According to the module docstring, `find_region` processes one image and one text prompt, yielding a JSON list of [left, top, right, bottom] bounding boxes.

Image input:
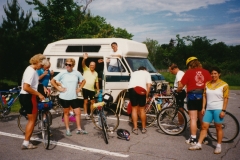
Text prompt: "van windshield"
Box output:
[[125, 57, 157, 73]]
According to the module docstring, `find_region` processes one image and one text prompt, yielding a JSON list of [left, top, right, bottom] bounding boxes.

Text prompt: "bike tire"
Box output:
[[17, 114, 42, 135], [91, 107, 119, 132], [101, 114, 108, 144], [207, 111, 240, 143], [157, 106, 187, 135], [145, 102, 158, 127], [41, 111, 50, 149]]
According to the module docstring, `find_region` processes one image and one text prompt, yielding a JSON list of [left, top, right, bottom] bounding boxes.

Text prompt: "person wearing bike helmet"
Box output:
[[177, 57, 211, 145], [189, 67, 229, 154]]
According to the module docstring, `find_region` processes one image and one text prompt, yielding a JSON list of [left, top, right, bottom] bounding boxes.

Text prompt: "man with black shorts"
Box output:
[[128, 66, 152, 135], [82, 53, 100, 120]]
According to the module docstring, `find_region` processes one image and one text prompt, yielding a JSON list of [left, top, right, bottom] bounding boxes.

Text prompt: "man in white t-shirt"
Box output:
[[169, 63, 186, 125], [98, 42, 123, 72], [128, 66, 152, 135]]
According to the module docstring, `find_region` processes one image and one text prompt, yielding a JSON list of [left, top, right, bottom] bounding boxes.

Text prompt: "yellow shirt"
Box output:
[[82, 66, 98, 91]]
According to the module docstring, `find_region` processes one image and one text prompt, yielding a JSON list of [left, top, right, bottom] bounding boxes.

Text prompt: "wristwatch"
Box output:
[[222, 110, 226, 112]]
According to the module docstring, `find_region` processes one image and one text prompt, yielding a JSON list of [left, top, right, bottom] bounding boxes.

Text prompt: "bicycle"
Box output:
[[17, 99, 53, 149], [91, 91, 120, 144], [157, 92, 240, 142], [0, 86, 21, 118]]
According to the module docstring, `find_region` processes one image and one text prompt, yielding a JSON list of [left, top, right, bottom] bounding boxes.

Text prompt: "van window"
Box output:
[[125, 57, 157, 73], [107, 58, 126, 72], [57, 58, 67, 69], [66, 45, 101, 52]]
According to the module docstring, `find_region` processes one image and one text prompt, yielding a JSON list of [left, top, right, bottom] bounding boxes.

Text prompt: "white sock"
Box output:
[[69, 111, 74, 116], [191, 135, 196, 138], [23, 140, 29, 146], [216, 143, 221, 148], [196, 143, 202, 147]]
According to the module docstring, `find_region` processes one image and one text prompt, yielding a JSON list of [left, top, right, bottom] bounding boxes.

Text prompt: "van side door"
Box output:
[[103, 57, 130, 91]]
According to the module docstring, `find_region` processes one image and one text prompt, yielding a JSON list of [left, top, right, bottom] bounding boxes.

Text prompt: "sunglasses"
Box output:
[[65, 63, 72, 67]]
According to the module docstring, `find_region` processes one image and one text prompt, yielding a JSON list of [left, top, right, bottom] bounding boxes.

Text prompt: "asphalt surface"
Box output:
[[0, 90, 240, 160]]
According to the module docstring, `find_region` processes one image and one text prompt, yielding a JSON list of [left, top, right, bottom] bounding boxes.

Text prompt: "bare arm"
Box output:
[[177, 81, 184, 92], [95, 82, 100, 92], [38, 70, 48, 80], [50, 78, 66, 92], [76, 80, 86, 93], [23, 83, 45, 101], [82, 53, 87, 68], [219, 97, 228, 118], [146, 83, 151, 98]]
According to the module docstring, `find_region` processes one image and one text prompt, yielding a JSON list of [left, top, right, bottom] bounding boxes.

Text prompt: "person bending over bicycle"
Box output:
[[19, 54, 48, 150], [168, 63, 186, 125], [128, 66, 152, 135], [189, 67, 229, 154], [177, 57, 211, 145]]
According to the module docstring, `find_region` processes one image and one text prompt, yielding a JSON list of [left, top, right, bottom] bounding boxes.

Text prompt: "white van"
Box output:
[[43, 38, 166, 113]]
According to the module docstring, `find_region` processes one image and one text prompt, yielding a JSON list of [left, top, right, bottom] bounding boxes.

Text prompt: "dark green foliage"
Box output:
[[0, 0, 133, 84]]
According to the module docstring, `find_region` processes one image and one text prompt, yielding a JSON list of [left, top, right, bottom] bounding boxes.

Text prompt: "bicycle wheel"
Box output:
[[17, 114, 42, 135], [91, 107, 119, 132], [207, 112, 240, 143], [145, 102, 158, 127], [101, 114, 109, 144], [157, 106, 187, 135], [41, 111, 50, 149]]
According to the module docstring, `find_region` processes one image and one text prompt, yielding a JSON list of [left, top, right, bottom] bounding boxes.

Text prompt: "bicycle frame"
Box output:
[[0, 87, 21, 117]]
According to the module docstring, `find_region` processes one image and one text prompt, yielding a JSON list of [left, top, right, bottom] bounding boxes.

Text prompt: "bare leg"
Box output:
[[90, 99, 95, 114], [198, 122, 210, 144], [215, 123, 223, 144], [24, 114, 37, 141], [139, 106, 146, 129], [131, 106, 138, 129], [83, 99, 88, 115], [188, 110, 198, 135], [74, 108, 81, 130], [63, 108, 70, 130]]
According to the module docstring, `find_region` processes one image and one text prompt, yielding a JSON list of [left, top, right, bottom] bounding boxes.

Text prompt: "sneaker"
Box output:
[[66, 130, 72, 136], [21, 143, 37, 150], [76, 129, 88, 134], [189, 144, 202, 150], [203, 137, 209, 145], [69, 116, 76, 122], [214, 146, 221, 154], [85, 114, 90, 120], [186, 137, 197, 145]]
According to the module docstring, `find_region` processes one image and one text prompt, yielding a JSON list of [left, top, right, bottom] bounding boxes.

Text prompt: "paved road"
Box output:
[[0, 90, 240, 160]]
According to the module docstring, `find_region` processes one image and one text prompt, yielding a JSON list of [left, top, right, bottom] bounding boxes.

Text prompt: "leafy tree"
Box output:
[[0, 0, 33, 83]]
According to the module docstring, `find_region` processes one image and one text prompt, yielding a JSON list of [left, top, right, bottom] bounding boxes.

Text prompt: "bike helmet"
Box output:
[[186, 57, 198, 66], [117, 129, 130, 141]]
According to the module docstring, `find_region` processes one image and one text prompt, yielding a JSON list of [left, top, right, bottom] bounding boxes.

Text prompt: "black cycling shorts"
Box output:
[[82, 88, 95, 100], [19, 94, 38, 114], [59, 98, 80, 109], [129, 88, 146, 107]]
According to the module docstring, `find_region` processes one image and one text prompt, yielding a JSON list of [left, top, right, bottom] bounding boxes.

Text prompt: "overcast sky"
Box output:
[[1, 0, 240, 45]]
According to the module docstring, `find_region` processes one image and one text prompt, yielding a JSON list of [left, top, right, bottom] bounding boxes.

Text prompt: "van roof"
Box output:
[[43, 38, 148, 57]]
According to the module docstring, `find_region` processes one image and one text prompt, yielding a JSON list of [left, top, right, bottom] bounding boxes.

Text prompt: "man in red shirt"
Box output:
[[177, 57, 211, 145]]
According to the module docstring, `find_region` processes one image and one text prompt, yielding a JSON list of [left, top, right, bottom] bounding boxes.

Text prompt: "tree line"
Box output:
[[0, 0, 239, 87]]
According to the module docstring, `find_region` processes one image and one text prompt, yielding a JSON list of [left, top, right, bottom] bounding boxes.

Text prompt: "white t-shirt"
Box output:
[[20, 66, 39, 94], [128, 70, 152, 91], [174, 70, 185, 90], [109, 50, 123, 66]]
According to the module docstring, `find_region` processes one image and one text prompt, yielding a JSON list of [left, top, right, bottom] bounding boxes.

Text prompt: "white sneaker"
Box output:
[[214, 146, 221, 154], [85, 114, 90, 120], [189, 144, 202, 150]]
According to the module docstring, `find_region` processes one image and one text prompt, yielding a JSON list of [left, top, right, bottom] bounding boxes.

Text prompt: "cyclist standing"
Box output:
[[189, 67, 229, 154], [51, 58, 87, 136], [177, 57, 211, 145], [19, 54, 47, 149]]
